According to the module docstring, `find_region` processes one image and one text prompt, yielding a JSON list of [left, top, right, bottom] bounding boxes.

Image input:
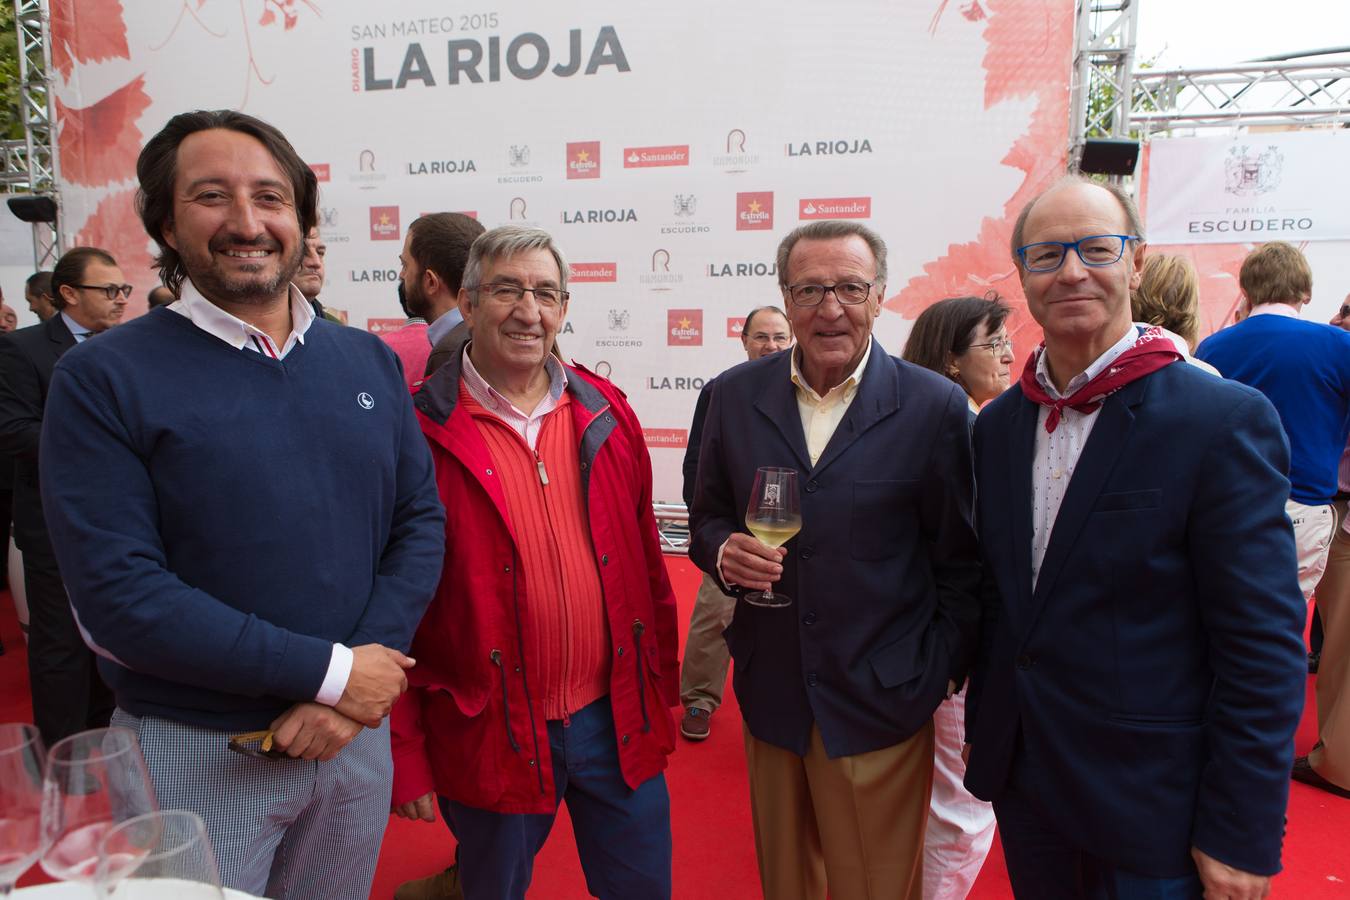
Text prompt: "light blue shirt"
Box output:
[[60, 311, 93, 343], [427, 307, 463, 347]]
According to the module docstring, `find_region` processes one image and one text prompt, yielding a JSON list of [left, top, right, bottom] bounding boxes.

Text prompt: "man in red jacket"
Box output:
[[391, 225, 679, 900]]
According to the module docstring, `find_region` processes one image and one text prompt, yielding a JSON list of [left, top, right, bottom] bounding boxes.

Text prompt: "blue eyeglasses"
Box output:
[[1016, 234, 1141, 273]]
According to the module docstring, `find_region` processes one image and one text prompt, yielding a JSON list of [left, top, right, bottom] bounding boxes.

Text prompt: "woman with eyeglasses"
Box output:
[[900, 294, 1009, 900], [903, 293, 1014, 415]]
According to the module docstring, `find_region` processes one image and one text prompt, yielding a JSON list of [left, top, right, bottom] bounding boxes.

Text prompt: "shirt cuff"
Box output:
[[314, 643, 354, 706], [715, 538, 738, 591]]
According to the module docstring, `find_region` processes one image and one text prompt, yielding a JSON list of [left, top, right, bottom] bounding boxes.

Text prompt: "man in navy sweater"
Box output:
[[39, 110, 445, 900], [1196, 241, 1350, 603]]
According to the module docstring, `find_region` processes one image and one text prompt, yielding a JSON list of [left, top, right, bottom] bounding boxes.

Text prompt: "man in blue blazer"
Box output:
[[966, 177, 1307, 900], [691, 220, 980, 900]]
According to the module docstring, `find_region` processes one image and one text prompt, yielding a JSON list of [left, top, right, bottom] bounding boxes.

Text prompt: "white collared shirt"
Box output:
[[1030, 324, 1140, 587], [168, 278, 350, 706], [169, 280, 316, 359], [789, 340, 873, 466], [1247, 302, 1302, 320], [461, 347, 569, 452]]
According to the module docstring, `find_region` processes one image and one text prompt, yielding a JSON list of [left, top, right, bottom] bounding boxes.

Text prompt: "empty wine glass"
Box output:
[[744, 466, 801, 607], [0, 723, 44, 895], [95, 810, 223, 899], [41, 728, 158, 885]]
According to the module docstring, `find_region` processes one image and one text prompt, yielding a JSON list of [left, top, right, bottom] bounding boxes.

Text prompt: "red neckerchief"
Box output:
[[1019, 326, 1182, 433]]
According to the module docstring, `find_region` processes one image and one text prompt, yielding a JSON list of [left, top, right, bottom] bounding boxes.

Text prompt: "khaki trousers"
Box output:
[[743, 721, 934, 900], [1311, 523, 1350, 789], [679, 572, 735, 712]]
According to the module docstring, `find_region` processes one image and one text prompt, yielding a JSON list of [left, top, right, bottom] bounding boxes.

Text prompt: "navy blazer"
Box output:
[[966, 361, 1307, 877], [690, 340, 980, 758], [0, 314, 76, 556]]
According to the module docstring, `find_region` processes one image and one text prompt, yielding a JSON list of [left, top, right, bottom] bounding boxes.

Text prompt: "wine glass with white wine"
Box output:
[[744, 466, 801, 608]]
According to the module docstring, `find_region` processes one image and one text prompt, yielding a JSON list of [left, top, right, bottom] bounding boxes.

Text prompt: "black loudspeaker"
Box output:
[[1079, 139, 1140, 176], [7, 195, 58, 223]]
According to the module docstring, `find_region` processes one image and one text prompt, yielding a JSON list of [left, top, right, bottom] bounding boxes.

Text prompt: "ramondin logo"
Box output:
[[359, 150, 376, 172], [641, 249, 682, 290], [714, 128, 759, 173], [510, 197, 529, 219]]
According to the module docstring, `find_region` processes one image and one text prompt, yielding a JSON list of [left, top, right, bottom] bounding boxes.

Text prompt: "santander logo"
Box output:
[[799, 197, 872, 219], [623, 145, 690, 168]]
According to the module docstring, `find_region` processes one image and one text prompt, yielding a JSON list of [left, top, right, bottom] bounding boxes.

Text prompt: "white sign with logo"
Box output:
[[1146, 131, 1350, 245]]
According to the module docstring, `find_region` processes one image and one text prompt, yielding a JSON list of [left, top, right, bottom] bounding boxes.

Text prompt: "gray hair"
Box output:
[[462, 226, 569, 304], [775, 220, 888, 290], [1010, 175, 1146, 262]]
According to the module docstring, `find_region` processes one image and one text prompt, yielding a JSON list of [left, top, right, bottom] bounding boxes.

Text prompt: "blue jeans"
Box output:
[[440, 696, 672, 900]]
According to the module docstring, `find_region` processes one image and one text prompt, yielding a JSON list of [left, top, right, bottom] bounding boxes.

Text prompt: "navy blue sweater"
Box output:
[[39, 307, 446, 730], [1197, 313, 1350, 505]]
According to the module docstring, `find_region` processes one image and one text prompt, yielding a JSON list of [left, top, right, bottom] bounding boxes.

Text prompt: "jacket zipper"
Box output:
[[632, 619, 651, 733], [489, 649, 522, 753]]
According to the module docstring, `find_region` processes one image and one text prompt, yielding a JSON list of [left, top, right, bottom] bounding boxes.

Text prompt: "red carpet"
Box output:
[[4, 559, 1349, 898]]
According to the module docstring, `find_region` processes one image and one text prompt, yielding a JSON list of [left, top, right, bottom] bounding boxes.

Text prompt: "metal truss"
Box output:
[[1128, 58, 1350, 134], [8, 0, 61, 269], [1068, 0, 1140, 169]]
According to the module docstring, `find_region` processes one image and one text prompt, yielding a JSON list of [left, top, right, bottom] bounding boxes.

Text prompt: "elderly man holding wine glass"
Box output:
[[690, 220, 981, 900]]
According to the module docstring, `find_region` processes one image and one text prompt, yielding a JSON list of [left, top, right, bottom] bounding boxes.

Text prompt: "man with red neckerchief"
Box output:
[[965, 177, 1306, 900]]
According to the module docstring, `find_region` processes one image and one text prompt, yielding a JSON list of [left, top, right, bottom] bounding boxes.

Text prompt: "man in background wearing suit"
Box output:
[[678, 305, 792, 741], [402, 213, 486, 377], [691, 220, 980, 900], [0, 246, 127, 744], [966, 177, 1306, 899]]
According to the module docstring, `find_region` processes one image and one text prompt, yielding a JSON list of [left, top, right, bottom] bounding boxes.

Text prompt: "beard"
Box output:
[[182, 234, 305, 306], [404, 276, 433, 320]]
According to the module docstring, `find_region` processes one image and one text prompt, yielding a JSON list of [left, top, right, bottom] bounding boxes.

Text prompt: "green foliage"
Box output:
[[0, 4, 21, 141]]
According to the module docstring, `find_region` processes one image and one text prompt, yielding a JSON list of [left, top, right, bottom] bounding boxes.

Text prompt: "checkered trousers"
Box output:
[[112, 709, 393, 899]]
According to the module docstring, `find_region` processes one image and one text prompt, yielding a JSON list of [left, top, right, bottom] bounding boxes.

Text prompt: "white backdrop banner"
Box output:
[[1146, 131, 1350, 246], [47, 0, 1073, 501]]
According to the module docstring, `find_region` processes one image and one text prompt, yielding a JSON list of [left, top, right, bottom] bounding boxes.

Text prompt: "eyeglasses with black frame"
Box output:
[[72, 283, 134, 300], [785, 282, 872, 307], [473, 283, 569, 308], [1016, 234, 1141, 273]]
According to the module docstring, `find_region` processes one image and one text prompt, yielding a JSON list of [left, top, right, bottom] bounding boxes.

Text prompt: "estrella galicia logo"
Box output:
[[357, 392, 375, 410]]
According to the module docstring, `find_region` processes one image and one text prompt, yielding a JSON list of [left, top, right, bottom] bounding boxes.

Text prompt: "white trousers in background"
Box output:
[[1288, 498, 1336, 602], [923, 688, 996, 900]]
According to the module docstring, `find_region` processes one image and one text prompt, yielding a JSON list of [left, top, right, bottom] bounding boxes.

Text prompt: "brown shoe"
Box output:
[[681, 707, 712, 741], [1292, 756, 1350, 799], [394, 864, 464, 900]]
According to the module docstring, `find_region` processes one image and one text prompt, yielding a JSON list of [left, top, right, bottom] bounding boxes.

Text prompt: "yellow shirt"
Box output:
[[789, 340, 873, 466]]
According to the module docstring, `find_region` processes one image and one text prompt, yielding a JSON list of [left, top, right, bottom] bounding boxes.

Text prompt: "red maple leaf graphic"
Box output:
[[75, 189, 159, 316], [55, 76, 151, 188], [888, 0, 1076, 356], [49, 0, 131, 82]]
